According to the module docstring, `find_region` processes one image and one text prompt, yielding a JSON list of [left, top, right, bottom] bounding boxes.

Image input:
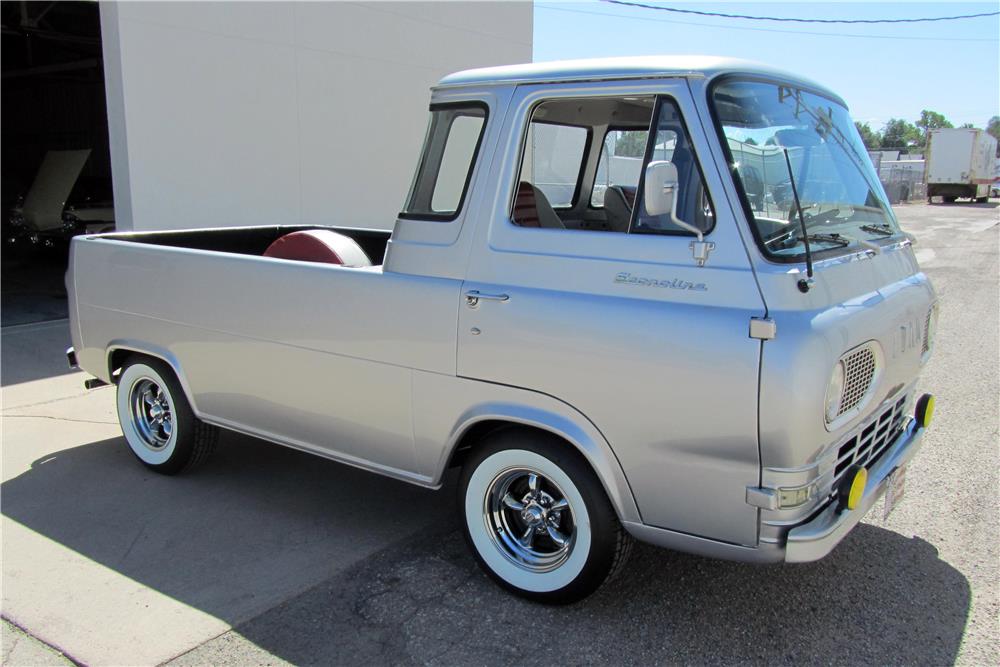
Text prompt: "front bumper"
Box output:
[[784, 416, 925, 563]]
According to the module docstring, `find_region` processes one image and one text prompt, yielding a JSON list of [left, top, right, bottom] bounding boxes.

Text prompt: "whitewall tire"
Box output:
[[116, 357, 218, 474], [459, 428, 632, 604]]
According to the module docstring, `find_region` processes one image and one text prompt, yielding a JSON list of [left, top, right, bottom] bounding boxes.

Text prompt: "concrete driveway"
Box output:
[[2, 201, 998, 665], [2, 321, 453, 665]]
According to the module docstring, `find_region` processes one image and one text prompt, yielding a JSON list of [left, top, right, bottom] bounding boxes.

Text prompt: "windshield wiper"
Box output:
[[769, 227, 880, 255], [799, 233, 851, 247], [783, 148, 815, 293], [860, 223, 893, 237], [769, 230, 851, 250]]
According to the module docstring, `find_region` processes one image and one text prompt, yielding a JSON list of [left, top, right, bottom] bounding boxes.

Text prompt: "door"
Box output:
[[457, 81, 766, 545]]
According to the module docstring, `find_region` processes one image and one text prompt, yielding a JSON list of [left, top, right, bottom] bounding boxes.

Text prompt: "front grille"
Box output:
[[834, 395, 907, 484], [921, 308, 933, 355], [838, 346, 878, 417]]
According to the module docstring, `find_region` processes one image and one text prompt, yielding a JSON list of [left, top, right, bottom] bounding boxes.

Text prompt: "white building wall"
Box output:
[[100, 2, 532, 231]]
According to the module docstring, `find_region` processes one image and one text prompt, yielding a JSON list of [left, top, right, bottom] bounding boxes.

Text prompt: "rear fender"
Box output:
[[105, 340, 201, 416]]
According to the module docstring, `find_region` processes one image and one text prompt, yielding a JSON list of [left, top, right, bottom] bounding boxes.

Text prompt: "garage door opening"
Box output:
[[2, 0, 112, 325]]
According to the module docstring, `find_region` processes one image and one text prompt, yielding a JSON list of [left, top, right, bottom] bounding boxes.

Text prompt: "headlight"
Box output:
[[825, 361, 845, 423]]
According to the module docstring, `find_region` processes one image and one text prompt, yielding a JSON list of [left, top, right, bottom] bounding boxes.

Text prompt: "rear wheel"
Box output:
[[943, 196, 957, 203], [116, 357, 218, 474], [459, 428, 632, 604]]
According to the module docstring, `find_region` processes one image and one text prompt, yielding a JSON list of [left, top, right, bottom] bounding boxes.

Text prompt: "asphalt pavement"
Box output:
[[2, 201, 997, 665]]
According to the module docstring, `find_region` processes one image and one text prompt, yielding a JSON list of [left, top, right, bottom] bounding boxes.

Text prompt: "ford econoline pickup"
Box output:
[[66, 57, 938, 603]]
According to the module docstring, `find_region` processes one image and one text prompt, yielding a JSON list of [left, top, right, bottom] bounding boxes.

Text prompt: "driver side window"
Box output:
[[510, 95, 713, 235]]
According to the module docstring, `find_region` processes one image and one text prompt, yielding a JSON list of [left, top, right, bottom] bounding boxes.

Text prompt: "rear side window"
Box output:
[[403, 104, 487, 220], [520, 122, 588, 207]]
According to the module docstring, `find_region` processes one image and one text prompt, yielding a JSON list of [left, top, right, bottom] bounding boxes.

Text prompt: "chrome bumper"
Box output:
[[784, 417, 925, 563]]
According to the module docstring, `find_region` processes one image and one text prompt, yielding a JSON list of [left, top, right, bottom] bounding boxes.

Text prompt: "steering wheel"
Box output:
[[788, 204, 840, 226]]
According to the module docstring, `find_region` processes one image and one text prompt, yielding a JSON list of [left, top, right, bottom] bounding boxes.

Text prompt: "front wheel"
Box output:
[[459, 429, 632, 604], [116, 357, 219, 474]]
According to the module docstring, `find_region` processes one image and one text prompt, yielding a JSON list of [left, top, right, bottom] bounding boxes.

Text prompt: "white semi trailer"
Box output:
[[925, 128, 997, 203]]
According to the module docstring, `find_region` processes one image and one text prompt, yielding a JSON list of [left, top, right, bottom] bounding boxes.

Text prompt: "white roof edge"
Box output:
[[435, 55, 844, 105]]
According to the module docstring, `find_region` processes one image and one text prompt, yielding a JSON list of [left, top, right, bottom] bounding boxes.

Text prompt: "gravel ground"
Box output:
[[170, 201, 999, 666], [5, 201, 997, 666]]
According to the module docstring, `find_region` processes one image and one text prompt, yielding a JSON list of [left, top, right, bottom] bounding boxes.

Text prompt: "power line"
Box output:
[[599, 0, 1000, 24], [535, 4, 1000, 43]]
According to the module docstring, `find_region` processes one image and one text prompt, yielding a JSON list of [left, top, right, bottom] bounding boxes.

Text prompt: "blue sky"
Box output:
[[533, 2, 1000, 131]]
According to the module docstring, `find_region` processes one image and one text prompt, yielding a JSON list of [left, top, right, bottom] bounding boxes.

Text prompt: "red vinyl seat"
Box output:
[[512, 182, 565, 229], [262, 229, 371, 267]]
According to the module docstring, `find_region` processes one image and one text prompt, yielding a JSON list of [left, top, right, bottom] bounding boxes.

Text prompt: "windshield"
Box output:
[[712, 79, 900, 260]]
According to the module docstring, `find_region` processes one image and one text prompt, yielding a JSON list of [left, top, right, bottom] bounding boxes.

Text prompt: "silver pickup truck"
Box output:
[[67, 56, 938, 603]]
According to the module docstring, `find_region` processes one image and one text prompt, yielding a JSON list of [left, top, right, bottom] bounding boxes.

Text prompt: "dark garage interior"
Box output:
[[2, 0, 111, 325]]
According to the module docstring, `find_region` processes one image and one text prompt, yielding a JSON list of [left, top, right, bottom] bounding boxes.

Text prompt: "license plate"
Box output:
[[883, 465, 907, 520]]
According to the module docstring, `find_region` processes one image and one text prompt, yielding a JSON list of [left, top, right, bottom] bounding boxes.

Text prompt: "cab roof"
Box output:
[[436, 55, 844, 105]]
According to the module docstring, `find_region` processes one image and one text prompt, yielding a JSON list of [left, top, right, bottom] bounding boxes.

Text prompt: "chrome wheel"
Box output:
[[128, 378, 173, 450], [484, 467, 575, 573]]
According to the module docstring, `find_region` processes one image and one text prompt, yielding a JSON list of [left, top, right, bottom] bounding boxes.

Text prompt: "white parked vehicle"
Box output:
[[925, 128, 997, 203], [67, 57, 938, 603]]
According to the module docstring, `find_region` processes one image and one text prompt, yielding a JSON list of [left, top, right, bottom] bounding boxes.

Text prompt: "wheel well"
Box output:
[[107, 348, 134, 383], [446, 420, 585, 471], [107, 349, 201, 418], [447, 420, 513, 469], [107, 349, 167, 385]]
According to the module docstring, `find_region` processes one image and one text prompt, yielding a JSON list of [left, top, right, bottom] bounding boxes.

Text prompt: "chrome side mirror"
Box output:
[[643, 160, 704, 243], [643, 160, 677, 217]]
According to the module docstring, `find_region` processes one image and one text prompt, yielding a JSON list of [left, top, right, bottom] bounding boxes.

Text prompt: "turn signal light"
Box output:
[[915, 393, 935, 429], [839, 465, 867, 511], [777, 485, 813, 509]]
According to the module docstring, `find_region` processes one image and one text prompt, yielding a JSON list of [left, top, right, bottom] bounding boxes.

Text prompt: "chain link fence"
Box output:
[[868, 150, 926, 204]]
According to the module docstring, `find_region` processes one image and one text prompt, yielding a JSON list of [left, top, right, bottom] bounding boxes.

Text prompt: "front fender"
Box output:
[[412, 370, 641, 524]]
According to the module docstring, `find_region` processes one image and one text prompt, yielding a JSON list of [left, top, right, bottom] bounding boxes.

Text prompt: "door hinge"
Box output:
[[690, 240, 715, 267], [749, 317, 776, 340]]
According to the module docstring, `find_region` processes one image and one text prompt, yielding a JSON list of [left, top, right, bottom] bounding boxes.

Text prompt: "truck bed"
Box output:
[[98, 224, 392, 266], [66, 220, 462, 481]]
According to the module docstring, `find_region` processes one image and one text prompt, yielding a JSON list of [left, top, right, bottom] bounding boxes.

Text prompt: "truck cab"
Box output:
[[67, 57, 937, 603]]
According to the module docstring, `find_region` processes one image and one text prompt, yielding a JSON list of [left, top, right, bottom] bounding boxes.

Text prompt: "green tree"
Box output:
[[959, 123, 975, 129], [854, 121, 881, 150], [987, 116, 1000, 156], [613, 131, 647, 158], [880, 118, 920, 149], [987, 116, 1000, 142], [915, 109, 953, 144]]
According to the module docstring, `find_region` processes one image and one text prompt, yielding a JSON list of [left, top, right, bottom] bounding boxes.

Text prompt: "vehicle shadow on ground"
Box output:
[[0, 323, 78, 386], [929, 200, 999, 209], [0, 432, 452, 631], [2, 434, 970, 665], [230, 523, 970, 666]]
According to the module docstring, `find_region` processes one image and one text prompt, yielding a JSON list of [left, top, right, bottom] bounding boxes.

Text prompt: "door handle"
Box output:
[[465, 290, 509, 306]]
